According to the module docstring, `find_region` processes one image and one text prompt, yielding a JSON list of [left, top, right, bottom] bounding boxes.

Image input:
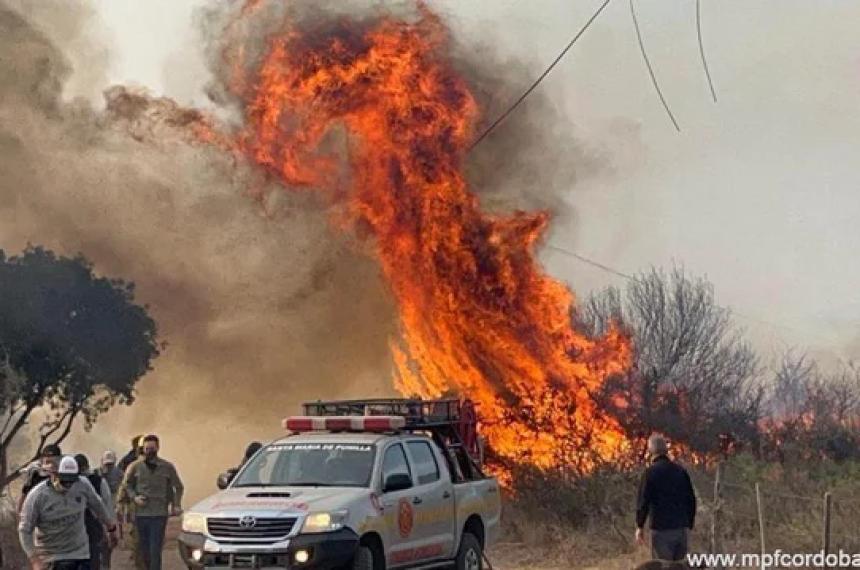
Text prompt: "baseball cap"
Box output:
[[103, 450, 117, 464], [58, 455, 80, 482]]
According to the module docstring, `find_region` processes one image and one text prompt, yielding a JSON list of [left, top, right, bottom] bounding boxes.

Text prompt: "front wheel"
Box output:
[[454, 533, 482, 570], [351, 545, 374, 570]]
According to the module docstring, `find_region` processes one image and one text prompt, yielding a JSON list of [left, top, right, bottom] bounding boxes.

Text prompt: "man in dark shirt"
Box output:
[[118, 435, 144, 473], [635, 434, 697, 561], [16, 444, 62, 516]]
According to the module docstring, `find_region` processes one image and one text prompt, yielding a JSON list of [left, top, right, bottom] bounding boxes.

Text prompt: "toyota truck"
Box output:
[[178, 398, 501, 569]]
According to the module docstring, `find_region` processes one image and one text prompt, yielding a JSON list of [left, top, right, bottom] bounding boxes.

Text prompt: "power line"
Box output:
[[544, 243, 823, 342], [459, 4, 814, 345], [696, 0, 718, 102], [545, 244, 632, 280], [629, 0, 681, 131], [468, 0, 613, 151]]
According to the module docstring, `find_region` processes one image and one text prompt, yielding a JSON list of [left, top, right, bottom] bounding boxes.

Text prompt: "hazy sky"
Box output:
[[34, 0, 860, 359]]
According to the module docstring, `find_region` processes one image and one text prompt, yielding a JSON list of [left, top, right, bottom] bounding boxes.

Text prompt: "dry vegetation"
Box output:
[[498, 454, 860, 569]]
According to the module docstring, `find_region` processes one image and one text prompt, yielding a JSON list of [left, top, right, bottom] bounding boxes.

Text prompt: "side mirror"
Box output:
[[383, 473, 412, 493], [216, 470, 235, 490]]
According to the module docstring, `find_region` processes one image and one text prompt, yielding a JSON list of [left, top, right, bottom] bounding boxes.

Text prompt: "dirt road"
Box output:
[[111, 522, 637, 570]]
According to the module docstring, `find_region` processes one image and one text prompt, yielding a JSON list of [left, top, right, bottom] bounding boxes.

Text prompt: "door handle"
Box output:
[[442, 491, 451, 499], [412, 496, 423, 505]]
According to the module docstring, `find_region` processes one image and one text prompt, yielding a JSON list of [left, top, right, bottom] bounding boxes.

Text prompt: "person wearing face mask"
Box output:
[[95, 451, 123, 569], [118, 434, 184, 570], [16, 444, 63, 516], [116, 437, 145, 570], [18, 455, 119, 570], [97, 451, 123, 499], [74, 454, 115, 570]]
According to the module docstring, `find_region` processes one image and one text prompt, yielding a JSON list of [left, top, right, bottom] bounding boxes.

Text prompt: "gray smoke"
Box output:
[[0, 0, 395, 501], [0, 0, 607, 501]]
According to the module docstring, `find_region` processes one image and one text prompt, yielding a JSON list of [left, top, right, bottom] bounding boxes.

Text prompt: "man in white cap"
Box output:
[[97, 451, 123, 499], [18, 455, 119, 570], [96, 450, 124, 569]]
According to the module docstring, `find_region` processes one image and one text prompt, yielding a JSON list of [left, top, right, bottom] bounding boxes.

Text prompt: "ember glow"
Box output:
[[208, 4, 632, 470]]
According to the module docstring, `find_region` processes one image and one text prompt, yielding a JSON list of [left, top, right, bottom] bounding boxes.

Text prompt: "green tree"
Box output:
[[0, 246, 160, 488]]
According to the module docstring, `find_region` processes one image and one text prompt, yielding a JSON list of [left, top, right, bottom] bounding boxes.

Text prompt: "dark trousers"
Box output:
[[651, 528, 689, 561], [46, 561, 92, 570], [100, 540, 113, 569], [87, 526, 104, 570], [135, 515, 168, 570]]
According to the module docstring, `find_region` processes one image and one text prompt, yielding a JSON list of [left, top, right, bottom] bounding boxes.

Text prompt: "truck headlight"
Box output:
[[181, 512, 207, 534], [301, 510, 348, 533]]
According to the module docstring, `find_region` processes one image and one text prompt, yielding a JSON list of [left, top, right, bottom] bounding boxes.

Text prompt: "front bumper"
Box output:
[[178, 529, 359, 569]]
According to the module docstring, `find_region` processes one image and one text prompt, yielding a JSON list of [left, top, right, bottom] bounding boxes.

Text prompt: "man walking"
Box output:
[[17, 444, 63, 515], [119, 434, 184, 570], [18, 455, 119, 570], [96, 451, 123, 569], [118, 436, 143, 473], [117, 436, 145, 570], [74, 454, 114, 570], [97, 451, 124, 498], [635, 434, 697, 562]]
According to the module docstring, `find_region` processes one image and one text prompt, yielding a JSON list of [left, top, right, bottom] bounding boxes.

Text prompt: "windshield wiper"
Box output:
[[287, 482, 342, 487], [232, 483, 284, 488]]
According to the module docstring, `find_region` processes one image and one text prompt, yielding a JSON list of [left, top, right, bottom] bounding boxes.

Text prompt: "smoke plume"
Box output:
[[0, 0, 607, 499], [0, 0, 398, 498]]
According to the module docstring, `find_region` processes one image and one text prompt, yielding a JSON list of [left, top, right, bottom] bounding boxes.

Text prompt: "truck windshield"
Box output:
[[233, 442, 376, 488]]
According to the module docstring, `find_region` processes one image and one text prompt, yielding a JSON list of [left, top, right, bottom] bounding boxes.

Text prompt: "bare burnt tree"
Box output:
[[575, 266, 764, 457], [763, 352, 860, 462]]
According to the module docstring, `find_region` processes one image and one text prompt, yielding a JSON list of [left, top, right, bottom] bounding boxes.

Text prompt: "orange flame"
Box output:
[[209, 4, 632, 470]]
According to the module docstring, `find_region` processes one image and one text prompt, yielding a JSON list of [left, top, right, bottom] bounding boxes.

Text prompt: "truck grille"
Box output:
[[206, 517, 297, 540]]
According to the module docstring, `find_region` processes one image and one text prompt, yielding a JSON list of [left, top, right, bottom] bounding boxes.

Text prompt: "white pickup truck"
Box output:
[[178, 399, 502, 570]]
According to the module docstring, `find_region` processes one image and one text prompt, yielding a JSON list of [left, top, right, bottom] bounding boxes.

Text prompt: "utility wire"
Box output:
[[696, 0, 718, 102], [460, 2, 809, 344], [629, 0, 681, 131], [468, 0, 613, 151], [545, 243, 823, 342], [545, 244, 633, 280]]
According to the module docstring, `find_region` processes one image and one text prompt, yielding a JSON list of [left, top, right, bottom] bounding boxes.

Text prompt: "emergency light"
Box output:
[[283, 415, 407, 433]]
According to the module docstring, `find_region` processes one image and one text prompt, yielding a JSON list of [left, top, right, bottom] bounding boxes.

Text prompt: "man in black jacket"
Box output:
[[635, 434, 697, 561], [16, 444, 63, 516]]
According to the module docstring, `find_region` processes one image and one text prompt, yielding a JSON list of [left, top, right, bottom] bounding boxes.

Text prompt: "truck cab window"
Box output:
[[407, 441, 440, 485], [381, 444, 412, 488]]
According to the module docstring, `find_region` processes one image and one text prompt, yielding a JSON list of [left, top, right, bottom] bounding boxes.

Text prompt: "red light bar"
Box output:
[[282, 415, 406, 433]]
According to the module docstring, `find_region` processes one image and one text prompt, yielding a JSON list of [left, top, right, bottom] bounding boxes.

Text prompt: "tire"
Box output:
[[454, 533, 482, 570], [351, 545, 374, 570]]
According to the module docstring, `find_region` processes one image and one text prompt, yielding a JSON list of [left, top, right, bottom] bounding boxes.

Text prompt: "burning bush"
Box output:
[[576, 267, 765, 459], [761, 353, 860, 463], [185, 1, 634, 471]]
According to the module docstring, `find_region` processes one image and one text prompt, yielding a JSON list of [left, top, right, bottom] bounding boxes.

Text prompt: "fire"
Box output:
[[207, 3, 632, 470]]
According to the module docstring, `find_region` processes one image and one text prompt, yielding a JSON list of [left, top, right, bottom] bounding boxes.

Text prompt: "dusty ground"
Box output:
[[110, 521, 642, 570]]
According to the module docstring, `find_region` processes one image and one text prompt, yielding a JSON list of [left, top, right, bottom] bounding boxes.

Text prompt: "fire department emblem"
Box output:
[[397, 498, 414, 538]]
